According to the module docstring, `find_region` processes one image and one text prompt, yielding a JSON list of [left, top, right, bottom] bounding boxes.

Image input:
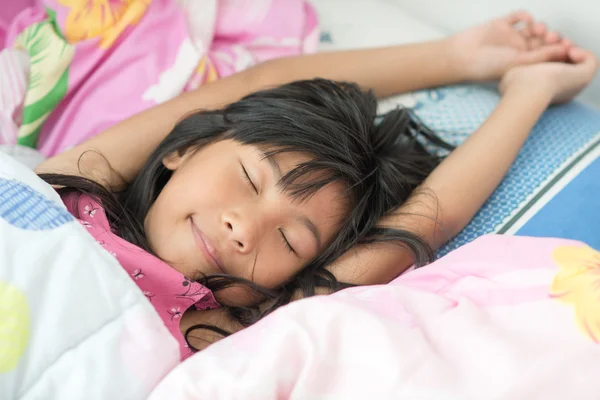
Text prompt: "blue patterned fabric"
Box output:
[[515, 156, 600, 249], [409, 85, 600, 257], [0, 178, 73, 230]]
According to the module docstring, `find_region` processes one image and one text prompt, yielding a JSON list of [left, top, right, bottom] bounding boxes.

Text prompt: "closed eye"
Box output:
[[279, 229, 297, 255], [241, 163, 259, 194]]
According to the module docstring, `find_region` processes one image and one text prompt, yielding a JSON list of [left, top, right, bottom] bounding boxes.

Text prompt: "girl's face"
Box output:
[[144, 139, 347, 301]]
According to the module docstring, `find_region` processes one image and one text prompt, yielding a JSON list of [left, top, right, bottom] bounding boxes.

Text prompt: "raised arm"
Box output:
[[328, 47, 599, 285], [37, 40, 463, 184], [170, 14, 585, 350], [37, 11, 561, 187]]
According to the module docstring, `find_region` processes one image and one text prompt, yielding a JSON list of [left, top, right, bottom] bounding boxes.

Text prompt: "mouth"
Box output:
[[189, 217, 224, 274]]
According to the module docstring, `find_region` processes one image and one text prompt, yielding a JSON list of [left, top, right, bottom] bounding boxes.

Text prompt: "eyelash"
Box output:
[[241, 164, 259, 194], [279, 229, 296, 254], [241, 163, 296, 256]]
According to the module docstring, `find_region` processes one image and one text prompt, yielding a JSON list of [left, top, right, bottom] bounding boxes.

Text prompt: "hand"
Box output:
[[499, 47, 599, 104], [449, 11, 571, 81]]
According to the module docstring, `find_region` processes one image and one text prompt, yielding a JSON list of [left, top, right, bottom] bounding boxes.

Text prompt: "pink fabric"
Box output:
[[0, 0, 319, 154], [0, 0, 34, 47], [0, 49, 28, 144], [62, 194, 220, 361], [149, 235, 600, 399], [205, 0, 320, 78]]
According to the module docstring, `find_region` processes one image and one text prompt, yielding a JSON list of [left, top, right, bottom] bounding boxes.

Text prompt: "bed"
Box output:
[[151, 3, 600, 397], [1, 0, 599, 399]]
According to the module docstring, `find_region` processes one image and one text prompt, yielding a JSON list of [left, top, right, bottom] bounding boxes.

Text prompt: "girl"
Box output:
[[36, 12, 598, 358]]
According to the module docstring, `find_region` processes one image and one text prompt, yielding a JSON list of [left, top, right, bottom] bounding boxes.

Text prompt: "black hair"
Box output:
[[40, 79, 452, 350]]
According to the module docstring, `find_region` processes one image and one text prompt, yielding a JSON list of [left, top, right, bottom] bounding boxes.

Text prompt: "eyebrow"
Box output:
[[298, 215, 322, 249], [264, 153, 322, 250], [265, 154, 282, 181]]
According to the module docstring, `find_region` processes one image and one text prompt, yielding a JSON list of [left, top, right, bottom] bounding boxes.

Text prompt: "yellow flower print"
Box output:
[[195, 55, 219, 85], [57, 0, 151, 48], [551, 245, 600, 342], [0, 281, 30, 373]]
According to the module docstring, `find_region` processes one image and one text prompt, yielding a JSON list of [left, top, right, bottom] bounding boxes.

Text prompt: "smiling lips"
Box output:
[[190, 217, 224, 273]]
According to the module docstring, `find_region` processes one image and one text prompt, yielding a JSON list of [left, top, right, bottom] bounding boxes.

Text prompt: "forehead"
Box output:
[[248, 144, 348, 198], [241, 142, 309, 171], [297, 180, 348, 233], [244, 143, 350, 231]]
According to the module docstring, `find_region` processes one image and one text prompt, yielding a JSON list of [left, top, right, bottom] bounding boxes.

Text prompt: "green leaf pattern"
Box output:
[[14, 17, 74, 148]]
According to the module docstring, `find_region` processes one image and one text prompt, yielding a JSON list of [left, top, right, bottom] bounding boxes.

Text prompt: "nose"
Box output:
[[222, 212, 256, 254]]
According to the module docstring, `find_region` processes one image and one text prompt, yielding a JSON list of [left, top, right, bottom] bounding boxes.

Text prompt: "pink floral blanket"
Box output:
[[0, 0, 318, 155], [151, 235, 600, 399]]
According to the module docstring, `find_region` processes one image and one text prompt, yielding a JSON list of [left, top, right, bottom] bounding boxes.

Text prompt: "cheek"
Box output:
[[252, 244, 304, 289], [161, 166, 237, 215], [181, 161, 243, 207], [143, 178, 196, 258]]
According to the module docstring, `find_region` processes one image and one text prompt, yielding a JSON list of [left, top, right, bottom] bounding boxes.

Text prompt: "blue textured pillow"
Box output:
[[403, 84, 600, 256]]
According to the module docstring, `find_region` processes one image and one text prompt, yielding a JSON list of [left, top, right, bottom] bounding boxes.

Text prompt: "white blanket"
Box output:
[[0, 153, 180, 399]]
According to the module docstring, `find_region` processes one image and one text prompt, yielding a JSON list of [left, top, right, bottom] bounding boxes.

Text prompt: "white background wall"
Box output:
[[390, 0, 600, 108]]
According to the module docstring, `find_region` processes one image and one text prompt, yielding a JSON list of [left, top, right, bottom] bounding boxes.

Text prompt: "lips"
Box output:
[[189, 217, 224, 273]]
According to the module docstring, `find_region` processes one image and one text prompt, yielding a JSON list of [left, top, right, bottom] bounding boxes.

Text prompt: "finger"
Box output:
[[500, 30, 527, 51], [568, 47, 587, 63], [518, 22, 532, 37], [568, 47, 598, 68], [532, 22, 547, 37], [517, 24, 535, 50], [561, 38, 574, 48], [528, 35, 544, 50], [567, 48, 599, 87], [502, 21, 529, 50], [525, 22, 547, 49], [516, 44, 570, 65], [529, 22, 547, 49], [545, 31, 560, 44], [505, 10, 533, 25], [518, 26, 532, 46]]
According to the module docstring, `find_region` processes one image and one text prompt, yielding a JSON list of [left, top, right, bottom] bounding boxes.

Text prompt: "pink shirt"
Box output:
[[62, 194, 220, 360]]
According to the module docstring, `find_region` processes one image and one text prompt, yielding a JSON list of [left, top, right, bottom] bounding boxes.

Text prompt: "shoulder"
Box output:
[[36, 149, 127, 191], [61, 192, 111, 230]]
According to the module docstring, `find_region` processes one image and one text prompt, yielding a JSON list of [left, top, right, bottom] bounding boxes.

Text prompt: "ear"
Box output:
[[162, 151, 184, 171]]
